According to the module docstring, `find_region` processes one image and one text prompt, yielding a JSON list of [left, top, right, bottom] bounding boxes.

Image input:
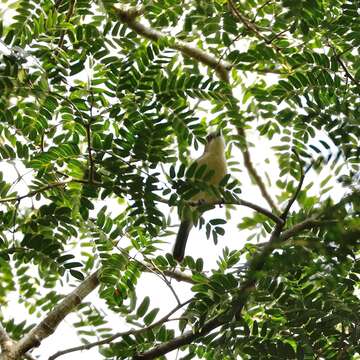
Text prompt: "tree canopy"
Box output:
[[0, 0, 359, 359]]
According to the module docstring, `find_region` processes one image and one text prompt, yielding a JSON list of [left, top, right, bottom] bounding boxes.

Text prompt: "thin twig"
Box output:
[[54, 0, 75, 56], [149, 260, 182, 305], [0, 181, 70, 204], [238, 127, 280, 214], [48, 299, 192, 360], [227, 198, 282, 224], [0, 179, 94, 204], [267, 27, 290, 44], [228, 0, 268, 42], [327, 41, 359, 86], [281, 149, 304, 220], [252, 0, 273, 22], [115, 245, 185, 303], [85, 122, 95, 183]]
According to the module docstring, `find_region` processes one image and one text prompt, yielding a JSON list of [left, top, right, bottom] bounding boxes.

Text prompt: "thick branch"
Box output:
[[161, 268, 195, 284], [133, 316, 224, 360], [0, 323, 13, 356], [113, 5, 232, 82], [15, 271, 100, 356], [4, 259, 192, 358]]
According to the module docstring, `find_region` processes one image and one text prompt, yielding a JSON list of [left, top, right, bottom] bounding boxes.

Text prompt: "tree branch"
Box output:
[[0, 179, 92, 204], [191, 197, 283, 225], [85, 121, 95, 183], [160, 268, 196, 284], [54, 0, 75, 56], [228, 0, 268, 42], [236, 191, 282, 223], [281, 150, 304, 219], [48, 299, 192, 360], [0, 323, 13, 356], [0, 181, 71, 204], [1, 257, 192, 358], [328, 41, 359, 86], [278, 217, 323, 242], [112, 4, 232, 82], [238, 127, 280, 214], [15, 270, 100, 356]]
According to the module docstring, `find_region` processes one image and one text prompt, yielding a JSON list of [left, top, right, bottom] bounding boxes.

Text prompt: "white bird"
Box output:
[[173, 131, 227, 262]]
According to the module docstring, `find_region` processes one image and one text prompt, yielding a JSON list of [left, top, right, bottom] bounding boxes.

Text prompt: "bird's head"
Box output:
[[204, 130, 225, 154]]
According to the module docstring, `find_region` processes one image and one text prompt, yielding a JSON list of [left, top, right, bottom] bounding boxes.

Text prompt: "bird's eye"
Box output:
[[206, 134, 214, 142]]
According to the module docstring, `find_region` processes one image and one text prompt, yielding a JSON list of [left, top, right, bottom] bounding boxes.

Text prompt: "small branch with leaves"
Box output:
[[48, 299, 192, 360], [54, 0, 76, 56], [112, 4, 232, 82], [328, 41, 359, 86], [0, 179, 91, 204]]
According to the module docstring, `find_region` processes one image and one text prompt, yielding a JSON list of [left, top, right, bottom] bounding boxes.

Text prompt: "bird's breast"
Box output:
[[204, 155, 227, 185]]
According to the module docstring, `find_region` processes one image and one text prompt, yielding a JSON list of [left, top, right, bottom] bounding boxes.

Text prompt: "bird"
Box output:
[[173, 130, 227, 262]]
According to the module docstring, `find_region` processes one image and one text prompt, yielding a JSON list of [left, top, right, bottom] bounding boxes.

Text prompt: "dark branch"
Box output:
[[54, 0, 75, 56], [228, 0, 268, 42], [85, 122, 95, 183], [281, 150, 304, 220], [190, 197, 283, 225], [328, 41, 359, 86]]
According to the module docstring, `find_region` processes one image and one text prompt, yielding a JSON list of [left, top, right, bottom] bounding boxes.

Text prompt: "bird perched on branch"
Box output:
[[173, 130, 227, 262]]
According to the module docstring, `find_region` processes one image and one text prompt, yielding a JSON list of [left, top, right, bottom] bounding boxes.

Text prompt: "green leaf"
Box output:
[[137, 296, 150, 318], [144, 308, 159, 325]]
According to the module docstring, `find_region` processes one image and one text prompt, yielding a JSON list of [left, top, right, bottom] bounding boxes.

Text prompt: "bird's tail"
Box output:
[[173, 220, 192, 262]]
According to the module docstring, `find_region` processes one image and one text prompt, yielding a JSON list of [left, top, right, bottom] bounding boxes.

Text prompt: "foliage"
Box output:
[[0, 0, 359, 359]]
